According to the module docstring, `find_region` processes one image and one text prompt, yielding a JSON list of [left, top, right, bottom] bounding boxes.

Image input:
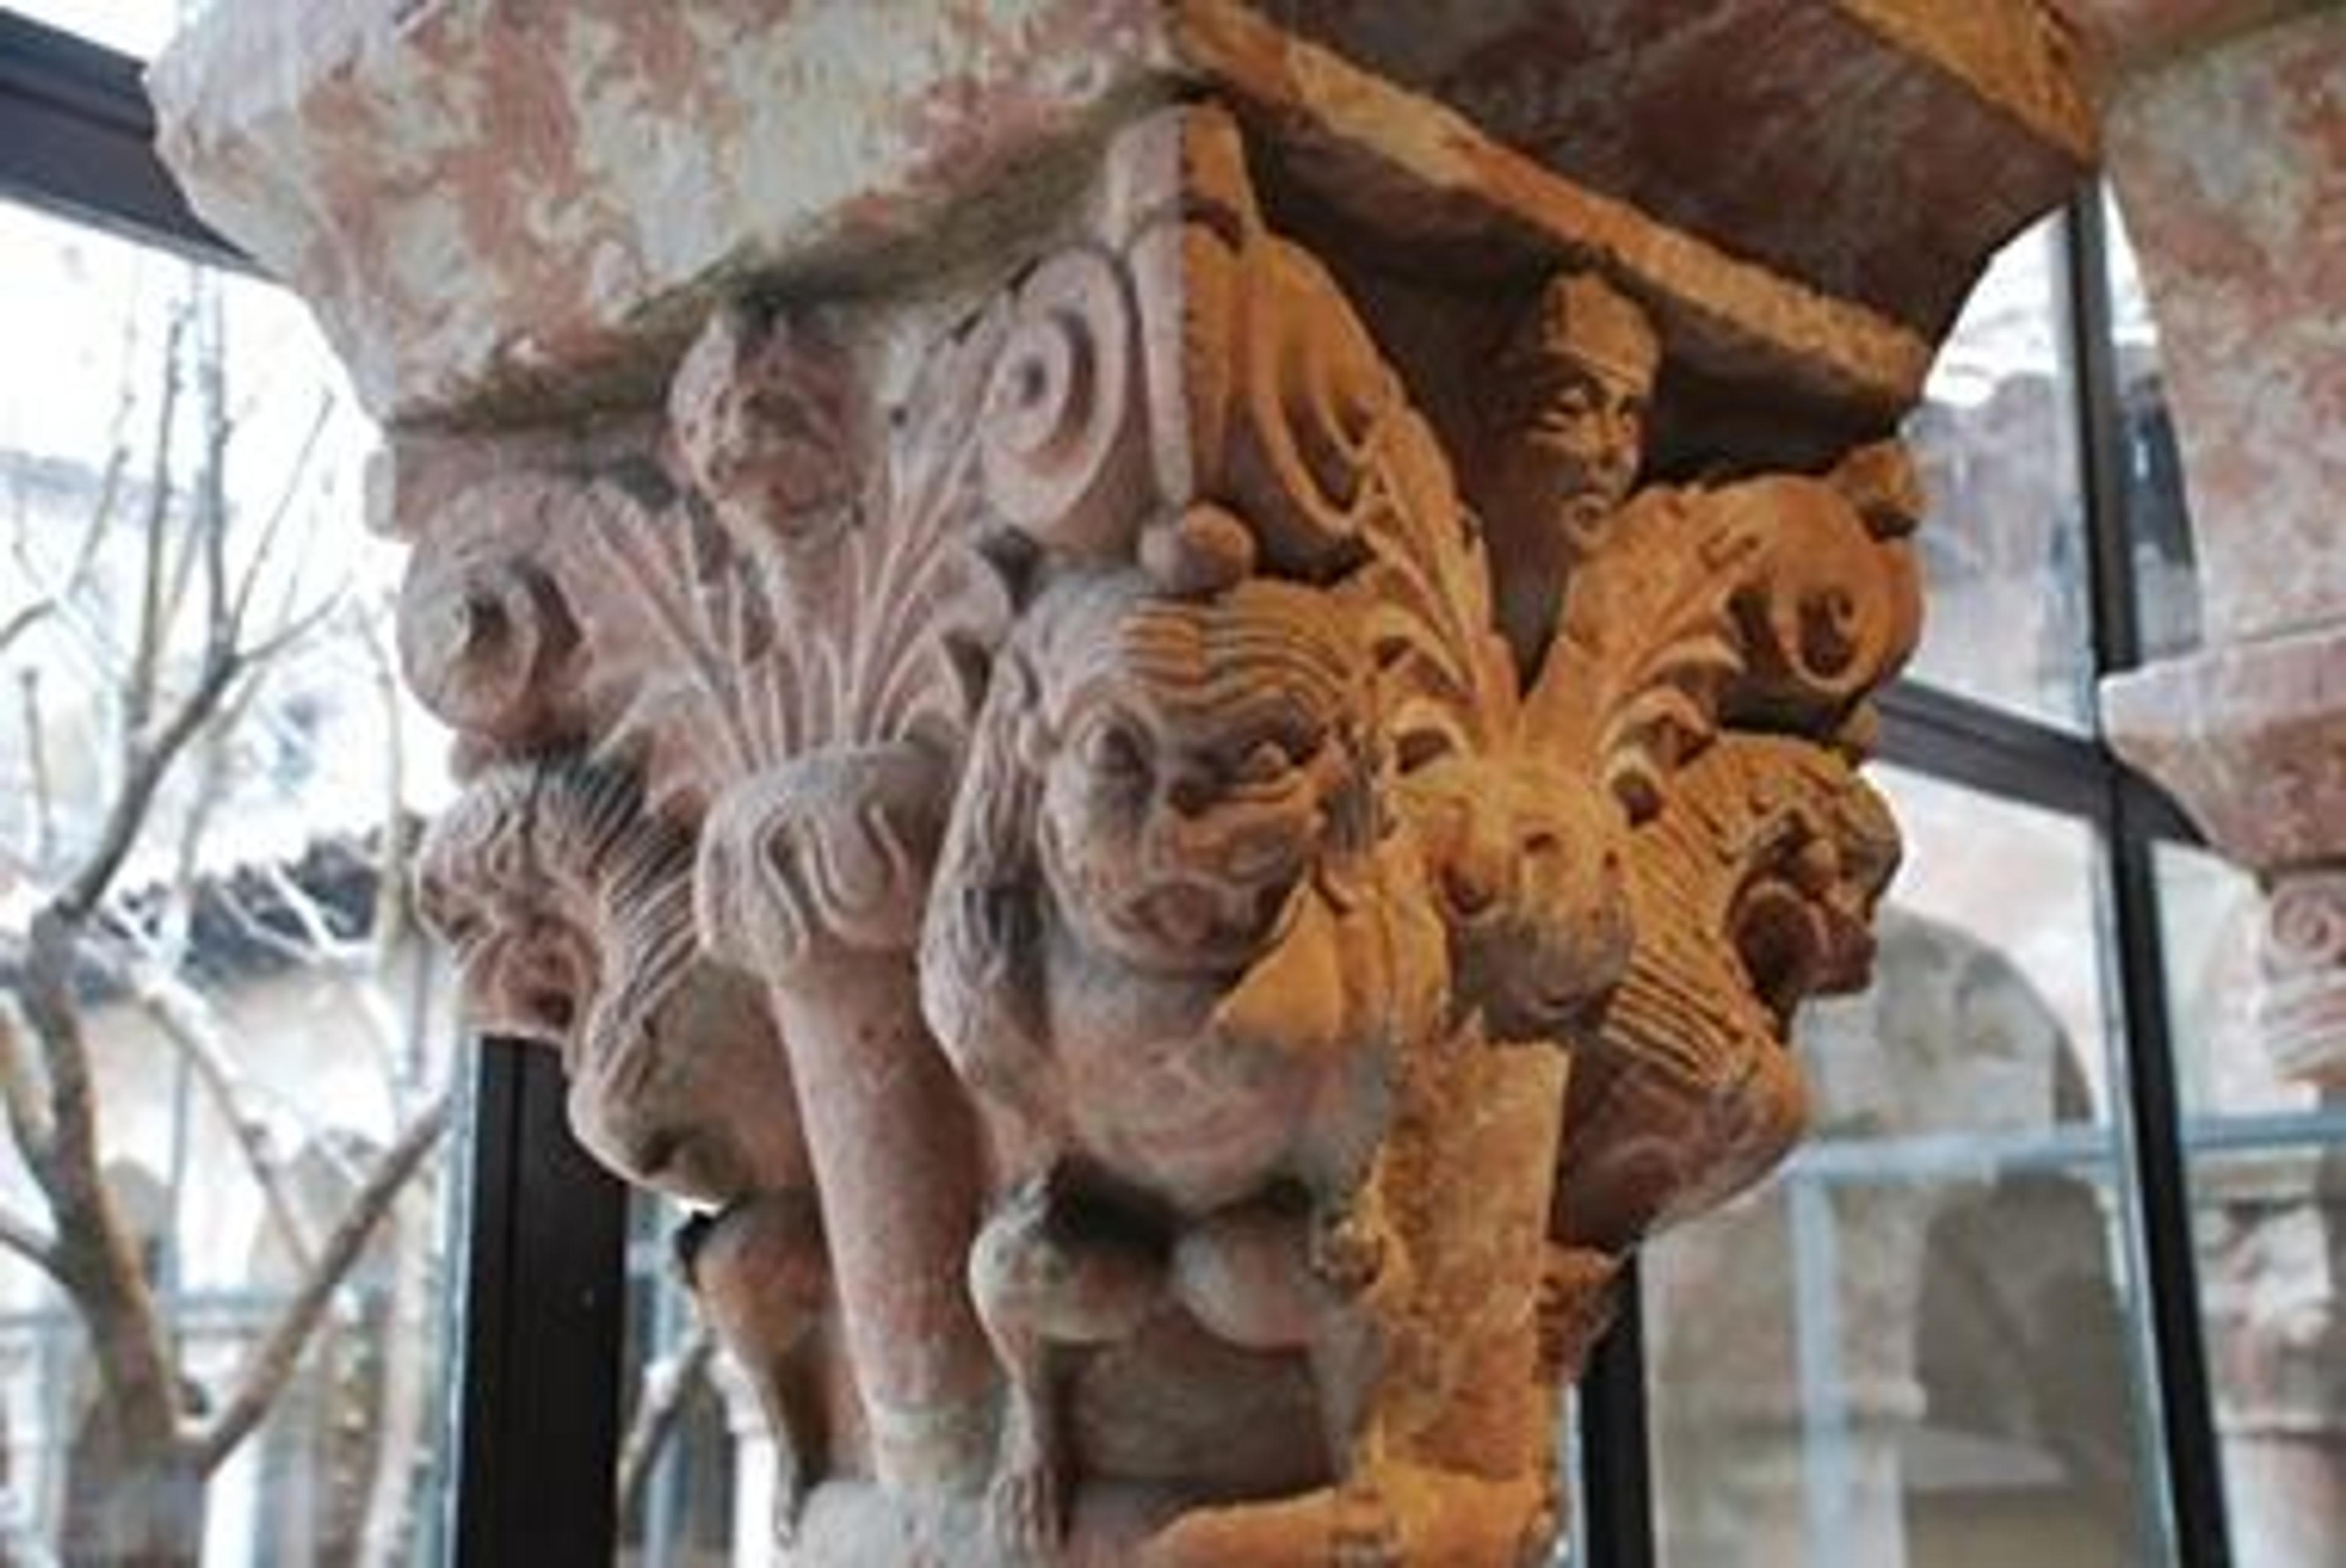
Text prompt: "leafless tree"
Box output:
[[0, 264, 450, 1567]]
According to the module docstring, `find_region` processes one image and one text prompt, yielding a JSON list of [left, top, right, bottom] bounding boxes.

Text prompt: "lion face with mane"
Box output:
[[1020, 575, 1373, 979]]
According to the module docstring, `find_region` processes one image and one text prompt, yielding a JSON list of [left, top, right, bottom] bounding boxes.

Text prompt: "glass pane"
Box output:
[[2155, 843, 2346, 1566], [1645, 767, 2175, 1567], [616, 1192, 742, 1568], [2105, 189, 2202, 661], [7, 1, 196, 57], [0, 197, 460, 1564], [1904, 218, 2095, 727]]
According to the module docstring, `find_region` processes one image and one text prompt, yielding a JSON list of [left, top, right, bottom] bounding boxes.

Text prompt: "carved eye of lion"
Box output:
[[1079, 717, 1150, 787], [1230, 738, 1294, 789]]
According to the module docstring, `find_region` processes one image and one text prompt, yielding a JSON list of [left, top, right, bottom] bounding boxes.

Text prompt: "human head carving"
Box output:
[[668, 300, 863, 549], [1492, 270, 1662, 560]]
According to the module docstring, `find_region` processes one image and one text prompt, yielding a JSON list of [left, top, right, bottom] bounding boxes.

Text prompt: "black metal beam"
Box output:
[[2066, 185, 2234, 1568], [1877, 680, 2201, 842], [451, 1040, 629, 1568], [1578, 1258, 1656, 1568], [1878, 680, 2115, 822], [0, 9, 239, 264]]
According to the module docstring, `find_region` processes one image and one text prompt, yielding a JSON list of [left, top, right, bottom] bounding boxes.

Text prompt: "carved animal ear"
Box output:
[[940, 632, 995, 731], [1001, 653, 1050, 773]]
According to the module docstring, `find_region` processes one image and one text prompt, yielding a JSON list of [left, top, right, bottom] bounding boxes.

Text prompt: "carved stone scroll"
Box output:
[[372, 95, 1939, 1563], [94, 0, 2091, 1525]]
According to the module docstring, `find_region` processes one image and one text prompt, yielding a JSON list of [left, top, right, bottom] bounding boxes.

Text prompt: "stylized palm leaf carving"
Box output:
[[581, 310, 1010, 819]]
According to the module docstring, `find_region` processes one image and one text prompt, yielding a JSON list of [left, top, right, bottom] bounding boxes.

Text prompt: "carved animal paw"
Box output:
[[988, 1459, 1065, 1563], [1328, 1489, 1404, 1568], [1309, 1208, 1388, 1296]]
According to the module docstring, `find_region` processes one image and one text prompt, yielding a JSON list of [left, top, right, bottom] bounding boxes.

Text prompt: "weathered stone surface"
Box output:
[[150, 4, 2091, 1561], [152, 0, 2088, 432], [2069, 0, 2329, 72], [379, 99, 1929, 1561], [2102, 5, 2346, 645], [149, 0, 1177, 420], [2090, 15, 2346, 1555], [2104, 623, 2346, 871], [1252, 0, 2094, 336]]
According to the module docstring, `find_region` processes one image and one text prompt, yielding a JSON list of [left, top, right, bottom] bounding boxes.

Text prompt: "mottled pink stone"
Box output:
[[2092, 21, 2346, 1553], [2067, 0, 2324, 70], [2103, 7, 2346, 646], [2105, 624, 2346, 870], [147, 0, 1174, 420], [150, 1, 2091, 427]]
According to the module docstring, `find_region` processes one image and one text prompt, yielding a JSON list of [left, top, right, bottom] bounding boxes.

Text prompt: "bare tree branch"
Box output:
[[191, 1084, 452, 1472], [208, 886, 329, 969], [0, 997, 56, 1178], [615, 1321, 717, 1531], [257, 861, 358, 962], [165, 723, 239, 959], [51, 643, 241, 929], [18, 669, 54, 870], [354, 607, 414, 968], [238, 592, 343, 672], [353, 1158, 433, 1568], [197, 283, 232, 655], [16, 914, 188, 1451], [227, 390, 335, 638], [0, 1199, 60, 1283], [130, 974, 317, 1270], [0, 433, 126, 666], [0, 600, 51, 661], [123, 303, 190, 744]]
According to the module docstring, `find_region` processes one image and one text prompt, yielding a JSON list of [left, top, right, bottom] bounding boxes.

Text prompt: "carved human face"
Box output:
[[1504, 356, 1652, 555], [1493, 274, 1661, 561], [668, 302, 860, 545], [1033, 593, 1362, 977]]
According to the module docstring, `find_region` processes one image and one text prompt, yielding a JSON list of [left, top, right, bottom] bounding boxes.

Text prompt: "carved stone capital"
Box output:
[[155, 5, 2088, 1561], [2106, 625, 2346, 876]]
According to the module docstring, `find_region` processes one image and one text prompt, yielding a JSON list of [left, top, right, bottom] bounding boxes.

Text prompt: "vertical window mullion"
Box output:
[[451, 1040, 629, 1567], [2066, 186, 2235, 1568], [1581, 1256, 1656, 1568]]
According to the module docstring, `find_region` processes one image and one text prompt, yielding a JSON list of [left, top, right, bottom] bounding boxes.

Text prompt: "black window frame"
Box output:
[[0, 13, 2237, 1564]]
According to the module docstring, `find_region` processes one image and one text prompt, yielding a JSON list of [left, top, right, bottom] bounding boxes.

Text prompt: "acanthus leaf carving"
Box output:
[[399, 94, 1929, 1568]]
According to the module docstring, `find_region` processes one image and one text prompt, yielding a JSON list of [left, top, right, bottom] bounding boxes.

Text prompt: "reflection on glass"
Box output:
[[1645, 767, 2174, 1567], [0, 198, 458, 1562], [2155, 844, 2346, 1566], [1903, 217, 2094, 727], [2105, 189, 2202, 660], [618, 1193, 742, 1568]]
